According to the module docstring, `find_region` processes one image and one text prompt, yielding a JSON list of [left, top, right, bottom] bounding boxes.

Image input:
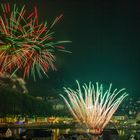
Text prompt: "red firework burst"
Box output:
[[0, 3, 69, 79]]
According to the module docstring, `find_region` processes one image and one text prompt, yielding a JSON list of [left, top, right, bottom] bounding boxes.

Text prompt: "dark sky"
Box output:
[[2, 0, 140, 97]]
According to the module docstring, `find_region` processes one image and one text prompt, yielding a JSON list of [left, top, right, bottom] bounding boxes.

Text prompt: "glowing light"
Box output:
[[60, 80, 128, 133], [0, 3, 70, 79]]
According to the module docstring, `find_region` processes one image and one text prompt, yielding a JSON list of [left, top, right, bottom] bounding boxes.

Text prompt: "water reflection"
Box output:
[[118, 129, 140, 140], [53, 128, 71, 140], [2, 127, 140, 140]]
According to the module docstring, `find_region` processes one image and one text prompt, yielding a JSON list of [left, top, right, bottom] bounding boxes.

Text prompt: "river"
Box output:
[[4, 127, 140, 140]]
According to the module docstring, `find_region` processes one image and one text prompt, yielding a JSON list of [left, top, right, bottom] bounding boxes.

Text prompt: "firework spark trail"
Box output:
[[60, 80, 128, 132], [0, 3, 70, 79]]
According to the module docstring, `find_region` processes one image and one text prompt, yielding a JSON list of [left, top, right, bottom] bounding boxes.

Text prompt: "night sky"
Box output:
[[2, 0, 140, 97]]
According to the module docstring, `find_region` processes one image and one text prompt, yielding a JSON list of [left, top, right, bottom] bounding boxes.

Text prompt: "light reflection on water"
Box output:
[[11, 128, 140, 140], [52, 128, 70, 140], [118, 129, 140, 140], [11, 128, 71, 139]]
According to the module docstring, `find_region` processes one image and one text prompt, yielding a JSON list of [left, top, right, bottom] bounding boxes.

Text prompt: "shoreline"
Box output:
[[0, 123, 140, 130]]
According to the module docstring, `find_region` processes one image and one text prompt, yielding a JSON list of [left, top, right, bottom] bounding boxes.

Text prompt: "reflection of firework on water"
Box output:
[[60, 81, 128, 133], [0, 3, 69, 79]]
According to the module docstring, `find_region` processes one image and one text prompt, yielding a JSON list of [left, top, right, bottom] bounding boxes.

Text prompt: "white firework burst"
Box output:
[[60, 80, 128, 132]]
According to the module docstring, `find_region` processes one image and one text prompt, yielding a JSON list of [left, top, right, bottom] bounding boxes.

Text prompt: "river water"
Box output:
[[9, 128, 140, 140]]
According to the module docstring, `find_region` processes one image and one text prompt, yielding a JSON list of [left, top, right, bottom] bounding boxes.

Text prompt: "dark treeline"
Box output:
[[0, 87, 53, 117]]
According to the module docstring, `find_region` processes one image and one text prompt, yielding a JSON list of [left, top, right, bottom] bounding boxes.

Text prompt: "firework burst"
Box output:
[[60, 81, 128, 134], [0, 3, 69, 79]]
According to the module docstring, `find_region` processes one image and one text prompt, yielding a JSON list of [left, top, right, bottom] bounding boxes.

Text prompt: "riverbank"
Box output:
[[0, 122, 140, 130]]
